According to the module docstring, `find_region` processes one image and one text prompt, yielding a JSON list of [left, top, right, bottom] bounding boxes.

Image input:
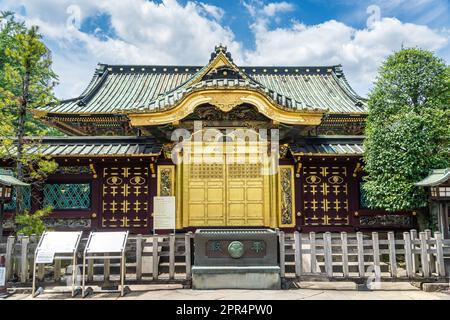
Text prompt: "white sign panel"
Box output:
[[0, 267, 5, 287], [35, 250, 55, 264], [153, 196, 176, 230], [86, 232, 128, 253], [38, 232, 82, 254]]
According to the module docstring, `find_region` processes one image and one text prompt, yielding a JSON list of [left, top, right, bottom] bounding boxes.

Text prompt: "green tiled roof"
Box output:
[[415, 169, 450, 187], [42, 62, 366, 115], [289, 136, 364, 155], [1, 136, 162, 157], [0, 171, 29, 186]]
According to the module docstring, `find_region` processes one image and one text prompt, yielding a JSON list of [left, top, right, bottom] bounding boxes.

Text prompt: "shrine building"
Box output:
[[1, 45, 415, 234]]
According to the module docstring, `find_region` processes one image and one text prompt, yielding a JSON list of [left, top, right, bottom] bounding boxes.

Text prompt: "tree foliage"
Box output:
[[363, 48, 450, 219], [0, 12, 61, 215], [15, 206, 52, 236]]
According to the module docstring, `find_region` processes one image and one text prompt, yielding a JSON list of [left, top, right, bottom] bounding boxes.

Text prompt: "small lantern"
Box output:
[[430, 185, 450, 200], [416, 168, 450, 238], [0, 185, 12, 202], [0, 170, 30, 237]]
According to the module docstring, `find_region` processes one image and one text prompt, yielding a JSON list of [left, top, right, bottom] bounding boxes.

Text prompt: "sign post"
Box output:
[[82, 231, 129, 297], [0, 254, 6, 297], [32, 231, 82, 297], [153, 196, 176, 235]]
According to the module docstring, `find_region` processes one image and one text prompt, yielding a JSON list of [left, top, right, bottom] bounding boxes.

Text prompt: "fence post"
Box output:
[[152, 235, 159, 280], [403, 232, 413, 278], [387, 231, 397, 278], [419, 232, 430, 277], [425, 230, 436, 275], [323, 232, 332, 277], [341, 232, 349, 278], [372, 232, 381, 279], [20, 236, 29, 283], [169, 234, 175, 280], [410, 229, 419, 274], [356, 232, 364, 278], [5, 235, 14, 280], [136, 234, 142, 281], [103, 253, 110, 282], [434, 232, 446, 277], [279, 231, 285, 278], [87, 259, 94, 282], [54, 260, 61, 282], [185, 232, 192, 280], [294, 231, 302, 277], [309, 232, 316, 273], [30, 235, 44, 281]]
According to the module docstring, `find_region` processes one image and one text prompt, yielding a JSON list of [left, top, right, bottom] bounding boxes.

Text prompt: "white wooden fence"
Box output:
[[1, 230, 448, 285], [279, 230, 449, 280]]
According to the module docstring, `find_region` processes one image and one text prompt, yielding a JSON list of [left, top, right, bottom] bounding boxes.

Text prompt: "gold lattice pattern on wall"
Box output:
[[227, 163, 262, 179], [101, 166, 149, 228], [302, 165, 350, 226], [189, 164, 224, 179]]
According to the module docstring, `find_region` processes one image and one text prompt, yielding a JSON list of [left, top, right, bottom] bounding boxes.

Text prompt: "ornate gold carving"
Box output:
[[305, 175, 321, 184], [209, 92, 243, 112], [328, 175, 343, 184], [106, 176, 123, 185], [279, 165, 295, 227], [130, 176, 146, 185], [353, 162, 362, 177], [157, 165, 175, 196], [128, 89, 324, 126]]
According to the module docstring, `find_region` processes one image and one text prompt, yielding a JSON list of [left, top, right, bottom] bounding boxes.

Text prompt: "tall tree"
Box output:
[[363, 48, 450, 229], [0, 12, 59, 215]]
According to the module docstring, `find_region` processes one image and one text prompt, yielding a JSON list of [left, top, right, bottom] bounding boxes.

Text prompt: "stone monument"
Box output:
[[192, 229, 281, 289]]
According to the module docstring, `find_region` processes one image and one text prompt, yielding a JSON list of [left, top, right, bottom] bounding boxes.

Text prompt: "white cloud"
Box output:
[[0, 0, 448, 99], [243, 15, 449, 95], [1, 0, 242, 98], [262, 2, 295, 17], [199, 2, 225, 21]]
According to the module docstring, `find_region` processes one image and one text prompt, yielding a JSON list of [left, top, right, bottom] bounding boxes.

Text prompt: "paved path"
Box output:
[[4, 282, 450, 300]]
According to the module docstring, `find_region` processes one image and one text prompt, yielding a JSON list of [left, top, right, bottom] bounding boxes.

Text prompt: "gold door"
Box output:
[[227, 163, 269, 226], [182, 142, 270, 227], [183, 163, 226, 226]]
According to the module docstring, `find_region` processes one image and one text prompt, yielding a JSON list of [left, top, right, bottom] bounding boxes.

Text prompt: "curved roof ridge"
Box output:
[[43, 64, 108, 109], [331, 66, 367, 102]]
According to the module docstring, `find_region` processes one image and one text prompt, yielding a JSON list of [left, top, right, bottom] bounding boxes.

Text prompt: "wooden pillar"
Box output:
[[270, 153, 278, 228], [441, 202, 449, 239], [176, 157, 183, 229]]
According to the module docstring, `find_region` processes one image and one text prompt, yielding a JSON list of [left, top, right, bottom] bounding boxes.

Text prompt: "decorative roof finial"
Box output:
[[210, 44, 233, 63]]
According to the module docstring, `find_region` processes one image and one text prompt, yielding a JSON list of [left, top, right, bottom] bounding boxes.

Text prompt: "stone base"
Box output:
[[192, 266, 281, 290]]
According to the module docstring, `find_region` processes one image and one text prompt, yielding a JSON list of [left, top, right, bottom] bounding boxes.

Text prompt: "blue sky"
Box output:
[[1, 0, 449, 98]]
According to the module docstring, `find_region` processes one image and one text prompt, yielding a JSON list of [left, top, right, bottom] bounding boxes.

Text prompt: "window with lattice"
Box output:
[[43, 183, 91, 210], [5, 186, 31, 211], [359, 182, 370, 209]]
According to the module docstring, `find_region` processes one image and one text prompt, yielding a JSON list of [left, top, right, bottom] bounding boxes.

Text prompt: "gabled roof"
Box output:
[[40, 46, 367, 115]]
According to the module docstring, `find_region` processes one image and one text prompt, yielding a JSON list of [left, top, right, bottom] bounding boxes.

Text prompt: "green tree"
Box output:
[[363, 48, 450, 229], [0, 12, 60, 217], [15, 206, 53, 236]]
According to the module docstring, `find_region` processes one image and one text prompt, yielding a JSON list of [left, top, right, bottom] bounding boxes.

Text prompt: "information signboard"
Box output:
[[35, 250, 55, 264], [85, 231, 128, 253], [0, 267, 5, 287], [32, 231, 82, 298], [153, 196, 176, 230], [38, 232, 82, 254]]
